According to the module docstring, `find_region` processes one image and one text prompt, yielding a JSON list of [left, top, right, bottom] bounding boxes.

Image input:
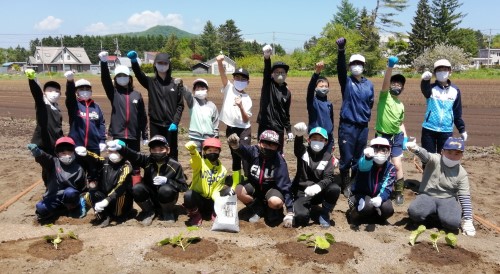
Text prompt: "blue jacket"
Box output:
[[421, 79, 465, 133], [337, 50, 374, 125], [307, 73, 334, 134], [351, 156, 396, 202]]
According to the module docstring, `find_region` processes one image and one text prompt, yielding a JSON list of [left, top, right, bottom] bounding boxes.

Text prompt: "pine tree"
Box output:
[[357, 7, 382, 75], [332, 0, 359, 30], [431, 0, 465, 43], [407, 0, 433, 62], [218, 19, 244, 58], [371, 0, 409, 30], [199, 21, 219, 61]]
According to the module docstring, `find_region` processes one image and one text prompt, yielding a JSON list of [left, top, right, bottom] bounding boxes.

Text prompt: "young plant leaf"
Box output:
[[324, 233, 335, 244], [297, 233, 314, 242], [157, 238, 171, 246], [445, 233, 457, 248], [315, 236, 331, 250], [186, 226, 200, 232], [409, 225, 427, 246], [67, 231, 78, 240]]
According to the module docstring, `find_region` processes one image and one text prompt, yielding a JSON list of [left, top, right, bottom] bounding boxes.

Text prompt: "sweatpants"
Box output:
[[338, 122, 369, 174], [421, 127, 453, 154], [88, 190, 133, 218], [293, 183, 341, 226], [408, 194, 462, 230], [183, 189, 215, 216]]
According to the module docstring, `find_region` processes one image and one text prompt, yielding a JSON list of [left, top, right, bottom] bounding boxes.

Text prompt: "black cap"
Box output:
[[148, 135, 169, 148], [232, 67, 249, 79], [43, 81, 61, 91], [154, 53, 171, 63], [271, 61, 289, 73], [390, 74, 406, 86]]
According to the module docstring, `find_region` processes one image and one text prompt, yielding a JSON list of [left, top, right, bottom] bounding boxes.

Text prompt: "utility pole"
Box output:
[[488, 29, 492, 67], [61, 34, 65, 72], [40, 40, 45, 73], [272, 32, 276, 55]]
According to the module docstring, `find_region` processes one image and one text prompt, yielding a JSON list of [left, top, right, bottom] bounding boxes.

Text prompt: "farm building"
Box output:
[[27, 46, 92, 73], [0, 62, 27, 73], [472, 48, 500, 67], [192, 55, 236, 75]]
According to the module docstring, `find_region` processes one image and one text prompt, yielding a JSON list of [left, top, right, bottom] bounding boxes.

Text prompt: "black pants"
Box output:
[[88, 189, 133, 218], [293, 183, 341, 226], [150, 123, 178, 161], [132, 183, 179, 207], [183, 190, 214, 216], [226, 126, 251, 176]]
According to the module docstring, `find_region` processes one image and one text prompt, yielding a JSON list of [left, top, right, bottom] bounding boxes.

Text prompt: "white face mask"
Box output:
[[274, 75, 286, 84], [155, 64, 169, 73], [373, 153, 388, 164], [310, 141, 325, 152], [59, 154, 75, 165], [435, 71, 450, 82], [234, 80, 248, 91], [350, 65, 363, 76], [108, 152, 122, 163], [45, 91, 60, 103], [442, 155, 460, 167], [116, 76, 129, 87], [194, 89, 208, 99], [78, 90, 92, 101]]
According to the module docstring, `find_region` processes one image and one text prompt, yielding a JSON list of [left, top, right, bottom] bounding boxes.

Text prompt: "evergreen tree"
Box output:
[[303, 36, 318, 51], [218, 19, 244, 58], [407, 0, 433, 62], [357, 7, 383, 74], [332, 0, 359, 29], [199, 21, 219, 61], [431, 0, 465, 43], [371, 0, 409, 30]]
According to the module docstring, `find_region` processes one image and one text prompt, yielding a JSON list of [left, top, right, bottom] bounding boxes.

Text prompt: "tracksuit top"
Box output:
[[337, 50, 374, 126], [101, 63, 148, 141], [187, 149, 227, 201], [131, 62, 184, 127], [29, 79, 63, 154], [352, 156, 396, 202], [257, 58, 292, 134], [307, 73, 334, 135], [421, 79, 465, 133], [182, 88, 219, 141], [66, 81, 106, 152]]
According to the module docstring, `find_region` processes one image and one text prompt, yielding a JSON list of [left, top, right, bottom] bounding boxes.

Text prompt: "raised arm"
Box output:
[[64, 71, 77, 125], [127, 50, 149, 89], [216, 54, 229, 88], [307, 62, 323, 107], [382, 56, 398, 91], [262, 45, 273, 92], [336, 37, 347, 96], [99, 51, 115, 102]]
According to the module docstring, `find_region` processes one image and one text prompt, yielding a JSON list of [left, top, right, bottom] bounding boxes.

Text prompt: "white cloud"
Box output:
[[127, 10, 183, 29], [34, 16, 63, 31], [84, 22, 109, 34]]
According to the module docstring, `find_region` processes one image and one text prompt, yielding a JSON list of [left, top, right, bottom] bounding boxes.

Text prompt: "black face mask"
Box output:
[[150, 152, 167, 162], [203, 153, 220, 162], [260, 147, 277, 159], [389, 87, 402, 96]]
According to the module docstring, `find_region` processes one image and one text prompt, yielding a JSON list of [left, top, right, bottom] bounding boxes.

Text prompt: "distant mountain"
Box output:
[[113, 25, 197, 38]]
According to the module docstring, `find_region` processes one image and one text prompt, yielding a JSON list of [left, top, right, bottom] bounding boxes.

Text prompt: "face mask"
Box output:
[[59, 154, 75, 165], [194, 89, 208, 99], [260, 147, 277, 159], [315, 87, 329, 97], [442, 155, 460, 167], [274, 75, 286, 84], [203, 153, 220, 162], [151, 152, 167, 162], [350, 65, 363, 76], [116, 76, 129, 87], [389, 87, 402, 96], [45, 91, 60, 103], [108, 152, 122, 163], [436, 71, 450, 82], [373, 153, 388, 165], [233, 80, 248, 91], [310, 141, 325, 152], [155, 64, 169, 73], [78, 90, 92, 101]]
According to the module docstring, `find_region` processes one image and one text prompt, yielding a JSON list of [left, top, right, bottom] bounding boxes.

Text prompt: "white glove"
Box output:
[[98, 51, 108, 62], [461, 132, 468, 142], [304, 184, 322, 197], [283, 212, 294, 228], [262, 44, 273, 57], [364, 147, 375, 158], [64, 70, 74, 80], [99, 143, 107, 152], [421, 71, 432, 81], [174, 78, 183, 86], [292, 122, 308, 137], [153, 176, 168, 186], [94, 199, 109, 213], [357, 198, 365, 211], [74, 146, 87, 157], [370, 196, 382, 208], [462, 219, 476, 236], [405, 141, 418, 152], [287, 132, 294, 142], [142, 139, 149, 146], [227, 133, 240, 149], [106, 140, 122, 151]]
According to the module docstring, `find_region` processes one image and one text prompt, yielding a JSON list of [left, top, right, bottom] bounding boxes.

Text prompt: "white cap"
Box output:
[[370, 137, 390, 147], [193, 78, 209, 88], [434, 59, 452, 70], [75, 79, 91, 88], [114, 65, 130, 76], [349, 54, 366, 64]]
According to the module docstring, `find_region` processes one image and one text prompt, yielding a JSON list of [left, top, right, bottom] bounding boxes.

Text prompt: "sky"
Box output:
[[1, 0, 499, 52]]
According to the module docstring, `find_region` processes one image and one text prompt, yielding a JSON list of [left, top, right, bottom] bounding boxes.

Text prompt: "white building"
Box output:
[[472, 49, 500, 67]]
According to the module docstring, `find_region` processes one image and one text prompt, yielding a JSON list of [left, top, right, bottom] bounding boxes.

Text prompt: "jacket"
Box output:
[[182, 88, 219, 140], [307, 73, 334, 134], [101, 63, 148, 141], [188, 149, 227, 200], [351, 155, 396, 202]]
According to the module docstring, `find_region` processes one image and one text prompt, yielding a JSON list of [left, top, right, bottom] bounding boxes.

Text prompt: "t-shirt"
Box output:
[[375, 90, 404, 134], [219, 81, 252, 129], [419, 153, 470, 198]]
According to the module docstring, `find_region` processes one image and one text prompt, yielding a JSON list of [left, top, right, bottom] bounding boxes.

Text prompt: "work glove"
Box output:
[[219, 186, 235, 197], [99, 143, 107, 152], [168, 123, 177, 132], [25, 69, 36, 80], [405, 141, 419, 152], [287, 132, 294, 142], [304, 184, 322, 197], [292, 122, 308, 137], [283, 212, 294, 228], [262, 44, 272, 58], [98, 51, 108, 62], [336, 37, 346, 50], [461, 132, 468, 142], [402, 136, 408, 150], [106, 140, 124, 151], [461, 219, 476, 236], [153, 176, 168, 186], [174, 78, 183, 87], [185, 141, 198, 152], [421, 71, 432, 81], [142, 139, 149, 146], [94, 199, 109, 213], [388, 56, 398, 68], [64, 70, 74, 80], [370, 196, 382, 208], [227, 133, 240, 149], [127, 50, 138, 63], [364, 147, 375, 159], [74, 146, 87, 157], [27, 143, 42, 157], [357, 198, 365, 211]]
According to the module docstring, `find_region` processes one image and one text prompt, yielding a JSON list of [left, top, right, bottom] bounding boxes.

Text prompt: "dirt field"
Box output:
[[0, 76, 499, 273]]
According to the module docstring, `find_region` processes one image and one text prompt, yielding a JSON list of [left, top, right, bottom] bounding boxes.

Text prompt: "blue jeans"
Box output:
[[36, 187, 80, 219]]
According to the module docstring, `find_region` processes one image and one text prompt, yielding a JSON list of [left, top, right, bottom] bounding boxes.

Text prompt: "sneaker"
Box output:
[[395, 191, 405, 206], [161, 212, 176, 223], [138, 210, 155, 226], [248, 212, 261, 223], [188, 209, 202, 226], [266, 209, 282, 223], [99, 216, 111, 228], [319, 211, 331, 228]]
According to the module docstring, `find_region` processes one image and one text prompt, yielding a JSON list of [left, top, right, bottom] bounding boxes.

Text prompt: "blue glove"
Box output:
[[116, 139, 126, 147], [127, 51, 138, 63], [388, 56, 398, 68], [27, 144, 42, 157], [402, 136, 408, 150], [168, 123, 177, 132]]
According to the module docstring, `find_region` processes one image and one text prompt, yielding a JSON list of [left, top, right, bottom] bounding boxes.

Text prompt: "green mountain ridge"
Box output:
[[111, 25, 197, 38]]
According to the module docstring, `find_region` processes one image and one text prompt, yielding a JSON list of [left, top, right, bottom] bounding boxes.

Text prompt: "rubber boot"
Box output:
[[159, 201, 176, 223], [187, 207, 203, 226], [232, 170, 241, 186], [319, 202, 334, 228], [137, 199, 155, 226], [340, 171, 352, 198], [99, 215, 111, 228], [247, 199, 263, 223], [79, 196, 87, 219], [394, 178, 405, 206]]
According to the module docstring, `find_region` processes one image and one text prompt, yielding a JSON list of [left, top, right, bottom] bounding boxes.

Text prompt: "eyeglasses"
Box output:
[[373, 146, 390, 153]]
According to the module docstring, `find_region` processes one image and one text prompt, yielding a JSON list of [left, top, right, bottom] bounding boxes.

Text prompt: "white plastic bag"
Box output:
[[211, 194, 239, 232]]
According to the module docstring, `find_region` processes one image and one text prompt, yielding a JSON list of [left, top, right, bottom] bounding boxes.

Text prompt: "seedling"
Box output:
[[297, 232, 335, 252], [409, 226, 458, 252], [43, 224, 78, 250], [430, 231, 445, 252], [409, 225, 427, 246], [157, 226, 200, 251], [445, 233, 457, 248]]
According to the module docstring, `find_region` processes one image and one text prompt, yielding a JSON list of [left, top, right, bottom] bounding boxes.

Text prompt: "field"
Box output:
[[0, 75, 499, 273]]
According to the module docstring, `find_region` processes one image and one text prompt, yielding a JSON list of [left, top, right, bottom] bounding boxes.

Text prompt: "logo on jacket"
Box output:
[[132, 99, 138, 104], [79, 111, 99, 120], [249, 164, 275, 181]]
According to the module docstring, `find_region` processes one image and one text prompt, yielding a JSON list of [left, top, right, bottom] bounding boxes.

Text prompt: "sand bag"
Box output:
[[211, 194, 239, 232]]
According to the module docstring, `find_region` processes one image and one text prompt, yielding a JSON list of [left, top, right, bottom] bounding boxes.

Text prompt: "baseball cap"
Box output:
[[203, 138, 222, 149], [232, 67, 250, 79], [370, 137, 390, 147], [309, 127, 328, 140], [434, 59, 452, 70], [443, 137, 465, 151], [271, 61, 289, 73], [193, 78, 209, 88], [43, 81, 61, 92], [55, 136, 75, 152], [148, 135, 169, 148], [154, 53, 171, 63], [259, 130, 280, 145], [349, 54, 366, 64], [390, 74, 406, 86], [114, 65, 130, 76], [75, 79, 92, 88]]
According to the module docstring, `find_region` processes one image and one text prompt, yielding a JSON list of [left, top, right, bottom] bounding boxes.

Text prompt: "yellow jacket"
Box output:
[[188, 148, 227, 201]]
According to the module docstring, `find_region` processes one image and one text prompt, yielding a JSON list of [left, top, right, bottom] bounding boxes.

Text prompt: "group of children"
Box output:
[[24, 37, 475, 236]]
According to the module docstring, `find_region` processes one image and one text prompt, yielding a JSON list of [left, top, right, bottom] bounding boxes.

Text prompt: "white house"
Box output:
[[192, 55, 236, 75], [472, 49, 500, 67], [27, 46, 92, 73]]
